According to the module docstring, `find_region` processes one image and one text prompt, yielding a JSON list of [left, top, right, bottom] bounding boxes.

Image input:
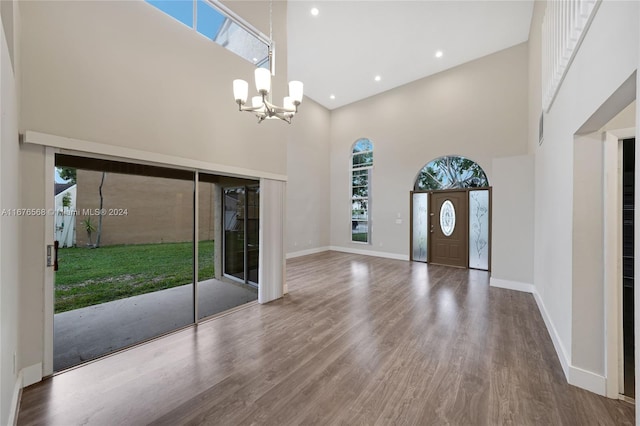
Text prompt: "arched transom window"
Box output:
[[351, 139, 373, 243], [414, 155, 488, 191]]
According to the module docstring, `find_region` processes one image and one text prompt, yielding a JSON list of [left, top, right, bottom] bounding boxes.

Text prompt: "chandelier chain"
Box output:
[[269, 0, 273, 47]]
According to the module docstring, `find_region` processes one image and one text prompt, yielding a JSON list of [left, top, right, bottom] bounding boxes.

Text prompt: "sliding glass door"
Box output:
[[53, 155, 259, 372]]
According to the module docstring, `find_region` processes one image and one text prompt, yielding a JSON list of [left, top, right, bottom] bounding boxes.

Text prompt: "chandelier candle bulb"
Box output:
[[251, 96, 264, 111], [289, 81, 304, 104], [283, 96, 295, 112], [255, 68, 272, 94], [233, 79, 248, 104]]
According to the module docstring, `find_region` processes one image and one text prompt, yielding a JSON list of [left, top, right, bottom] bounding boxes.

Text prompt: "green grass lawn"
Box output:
[[352, 233, 368, 243], [55, 241, 214, 313]]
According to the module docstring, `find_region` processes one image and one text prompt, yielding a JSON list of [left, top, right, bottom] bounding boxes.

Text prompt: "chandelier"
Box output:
[[232, 0, 303, 124]]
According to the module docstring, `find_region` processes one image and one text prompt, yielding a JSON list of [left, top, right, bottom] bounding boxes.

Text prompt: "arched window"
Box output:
[[351, 139, 373, 243], [414, 155, 488, 191]]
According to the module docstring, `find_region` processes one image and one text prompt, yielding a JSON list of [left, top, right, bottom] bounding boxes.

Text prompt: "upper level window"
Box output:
[[414, 155, 488, 191], [146, 0, 270, 68], [351, 139, 373, 243]]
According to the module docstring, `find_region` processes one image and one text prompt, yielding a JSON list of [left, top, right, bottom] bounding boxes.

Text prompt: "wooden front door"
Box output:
[[429, 190, 468, 268]]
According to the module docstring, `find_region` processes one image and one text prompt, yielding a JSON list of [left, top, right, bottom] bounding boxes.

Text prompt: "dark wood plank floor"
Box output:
[[18, 251, 634, 425]]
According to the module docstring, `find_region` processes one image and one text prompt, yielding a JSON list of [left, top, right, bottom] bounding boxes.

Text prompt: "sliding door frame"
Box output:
[[33, 131, 287, 378]]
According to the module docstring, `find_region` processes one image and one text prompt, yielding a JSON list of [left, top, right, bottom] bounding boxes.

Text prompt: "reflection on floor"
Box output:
[[54, 278, 257, 371]]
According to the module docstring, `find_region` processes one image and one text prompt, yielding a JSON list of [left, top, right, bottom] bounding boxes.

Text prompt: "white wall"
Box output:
[[572, 133, 605, 375], [329, 43, 529, 260], [19, 0, 290, 175], [0, 2, 21, 424], [491, 155, 534, 286], [529, 0, 639, 390], [286, 97, 331, 257]]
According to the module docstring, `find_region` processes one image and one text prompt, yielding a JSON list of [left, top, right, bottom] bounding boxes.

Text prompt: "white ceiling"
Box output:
[[287, 1, 534, 110]]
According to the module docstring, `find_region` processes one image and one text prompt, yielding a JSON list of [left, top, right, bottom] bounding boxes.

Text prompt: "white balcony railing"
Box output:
[[541, 0, 600, 112]]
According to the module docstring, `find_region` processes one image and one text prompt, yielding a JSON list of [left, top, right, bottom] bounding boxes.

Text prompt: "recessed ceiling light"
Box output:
[[374, 75, 381, 82], [330, 94, 335, 100], [435, 50, 444, 58], [310, 7, 319, 16]]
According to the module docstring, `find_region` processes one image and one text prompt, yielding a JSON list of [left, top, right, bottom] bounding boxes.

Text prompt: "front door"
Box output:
[[429, 190, 468, 268]]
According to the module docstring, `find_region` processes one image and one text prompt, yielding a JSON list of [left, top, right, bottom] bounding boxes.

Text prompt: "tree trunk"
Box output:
[[95, 172, 106, 248]]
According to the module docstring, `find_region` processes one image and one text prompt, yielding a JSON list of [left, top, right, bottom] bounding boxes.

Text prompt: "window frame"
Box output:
[[145, 0, 271, 68], [350, 140, 373, 244]]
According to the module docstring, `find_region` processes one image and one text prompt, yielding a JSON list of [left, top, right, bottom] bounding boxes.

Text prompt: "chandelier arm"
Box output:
[[239, 105, 266, 113], [262, 98, 296, 114]]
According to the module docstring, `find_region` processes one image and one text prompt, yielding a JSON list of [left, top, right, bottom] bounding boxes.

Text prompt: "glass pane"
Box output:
[[352, 221, 368, 243], [412, 193, 428, 262], [224, 187, 245, 281], [352, 184, 368, 198], [146, 0, 194, 28], [54, 167, 194, 372], [198, 178, 257, 320], [352, 170, 368, 186], [352, 138, 373, 153], [352, 199, 368, 220], [247, 186, 259, 285], [439, 200, 456, 237], [469, 190, 490, 270], [352, 151, 373, 169], [215, 20, 270, 67], [146, 0, 270, 68], [196, 0, 225, 40], [415, 156, 489, 191]]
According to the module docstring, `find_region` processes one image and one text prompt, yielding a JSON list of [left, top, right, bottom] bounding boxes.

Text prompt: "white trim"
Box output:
[[533, 289, 571, 380], [329, 246, 410, 261], [569, 365, 607, 396], [23, 131, 287, 182], [286, 246, 330, 259], [489, 277, 535, 293], [603, 131, 624, 398], [21, 363, 43, 388], [207, 0, 270, 46], [43, 147, 56, 377], [607, 126, 635, 140], [7, 372, 22, 426]]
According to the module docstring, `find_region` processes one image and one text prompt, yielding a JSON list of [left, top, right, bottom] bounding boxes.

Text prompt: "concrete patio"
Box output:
[[54, 278, 257, 371]]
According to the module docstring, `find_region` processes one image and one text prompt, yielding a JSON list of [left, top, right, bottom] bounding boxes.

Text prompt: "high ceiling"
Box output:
[[287, 1, 534, 110]]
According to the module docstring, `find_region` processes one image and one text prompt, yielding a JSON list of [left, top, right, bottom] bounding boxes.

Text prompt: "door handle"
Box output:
[[54, 240, 59, 272]]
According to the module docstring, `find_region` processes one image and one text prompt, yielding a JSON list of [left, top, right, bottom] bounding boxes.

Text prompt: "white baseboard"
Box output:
[[8, 371, 22, 426], [328, 246, 410, 261], [532, 290, 570, 381], [569, 365, 606, 396], [489, 277, 535, 293], [22, 363, 42, 387], [286, 246, 330, 259]]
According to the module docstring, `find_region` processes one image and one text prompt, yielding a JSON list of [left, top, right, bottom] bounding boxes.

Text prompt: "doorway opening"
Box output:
[[622, 137, 635, 399], [410, 155, 491, 270]]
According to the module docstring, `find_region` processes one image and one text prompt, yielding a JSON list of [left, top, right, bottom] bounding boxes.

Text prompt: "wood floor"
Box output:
[[18, 251, 634, 425]]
